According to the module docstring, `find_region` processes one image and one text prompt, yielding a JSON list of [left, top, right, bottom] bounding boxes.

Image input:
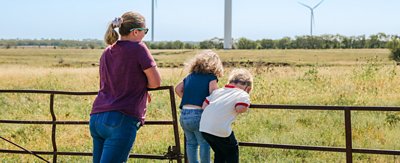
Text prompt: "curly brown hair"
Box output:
[[185, 50, 224, 77]]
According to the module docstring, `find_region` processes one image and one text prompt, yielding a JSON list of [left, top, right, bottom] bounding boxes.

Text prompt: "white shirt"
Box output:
[[199, 84, 250, 137]]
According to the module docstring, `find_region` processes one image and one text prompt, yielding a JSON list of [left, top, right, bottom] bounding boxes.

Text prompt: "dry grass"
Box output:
[[0, 49, 399, 162]]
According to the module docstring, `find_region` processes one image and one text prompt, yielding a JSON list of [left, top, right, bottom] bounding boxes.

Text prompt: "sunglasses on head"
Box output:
[[130, 28, 149, 34]]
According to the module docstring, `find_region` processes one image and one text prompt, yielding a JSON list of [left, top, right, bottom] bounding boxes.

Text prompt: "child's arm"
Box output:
[[202, 98, 210, 109], [175, 81, 184, 98], [235, 94, 250, 113], [209, 79, 218, 94], [202, 101, 209, 109]]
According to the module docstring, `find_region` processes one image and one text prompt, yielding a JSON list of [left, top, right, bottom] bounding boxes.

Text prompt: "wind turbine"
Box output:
[[224, 0, 232, 49], [298, 0, 324, 36], [150, 0, 157, 42]]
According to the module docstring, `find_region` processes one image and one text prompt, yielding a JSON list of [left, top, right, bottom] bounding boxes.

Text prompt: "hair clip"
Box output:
[[111, 17, 123, 28]]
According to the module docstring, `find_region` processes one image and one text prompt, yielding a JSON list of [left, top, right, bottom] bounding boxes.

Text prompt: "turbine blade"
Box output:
[[155, 0, 158, 8], [313, 0, 324, 9], [298, 2, 312, 10]]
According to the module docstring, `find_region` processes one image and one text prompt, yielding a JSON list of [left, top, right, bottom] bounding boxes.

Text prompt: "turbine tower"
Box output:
[[224, 0, 232, 49], [151, 0, 156, 42], [298, 0, 324, 36]]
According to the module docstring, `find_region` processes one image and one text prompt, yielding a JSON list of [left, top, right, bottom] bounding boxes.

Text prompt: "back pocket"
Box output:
[[102, 111, 125, 128]]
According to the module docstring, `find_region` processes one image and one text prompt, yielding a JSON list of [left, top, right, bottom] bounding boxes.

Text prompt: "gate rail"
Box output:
[[240, 104, 400, 163], [0, 86, 182, 163]]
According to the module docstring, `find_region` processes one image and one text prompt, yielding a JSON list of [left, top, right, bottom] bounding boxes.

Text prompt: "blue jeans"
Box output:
[[89, 111, 141, 163], [180, 109, 210, 163]]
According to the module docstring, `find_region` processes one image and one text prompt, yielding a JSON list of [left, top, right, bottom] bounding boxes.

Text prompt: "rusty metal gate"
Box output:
[[240, 104, 400, 163], [1, 88, 400, 162], [0, 86, 183, 163]]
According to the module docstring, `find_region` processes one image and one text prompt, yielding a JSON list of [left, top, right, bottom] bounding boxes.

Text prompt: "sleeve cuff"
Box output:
[[235, 102, 249, 107], [205, 99, 210, 104]]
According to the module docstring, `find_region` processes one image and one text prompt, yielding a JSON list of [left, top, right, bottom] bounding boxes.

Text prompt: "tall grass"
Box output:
[[0, 49, 399, 162]]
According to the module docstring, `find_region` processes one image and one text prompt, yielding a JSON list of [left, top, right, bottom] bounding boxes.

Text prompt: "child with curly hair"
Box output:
[[175, 50, 224, 163]]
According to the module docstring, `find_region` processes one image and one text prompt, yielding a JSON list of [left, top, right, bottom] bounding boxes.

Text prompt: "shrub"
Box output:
[[385, 113, 400, 126], [388, 37, 400, 61]]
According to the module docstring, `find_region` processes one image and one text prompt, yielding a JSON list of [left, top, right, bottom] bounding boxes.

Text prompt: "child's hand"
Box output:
[[147, 93, 152, 103], [235, 105, 249, 113]]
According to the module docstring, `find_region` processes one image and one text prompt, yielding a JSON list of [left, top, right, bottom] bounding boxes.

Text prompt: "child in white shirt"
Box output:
[[199, 68, 253, 163]]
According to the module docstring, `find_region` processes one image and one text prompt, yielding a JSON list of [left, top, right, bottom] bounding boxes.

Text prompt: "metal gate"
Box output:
[[1, 89, 400, 162], [0, 86, 183, 163], [239, 104, 400, 163]]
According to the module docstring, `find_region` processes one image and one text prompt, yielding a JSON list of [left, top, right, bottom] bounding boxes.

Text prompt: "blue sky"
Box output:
[[0, 0, 399, 41]]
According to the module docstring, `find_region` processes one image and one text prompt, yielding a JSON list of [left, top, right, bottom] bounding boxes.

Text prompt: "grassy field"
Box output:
[[0, 48, 399, 162], [0, 48, 393, 67]]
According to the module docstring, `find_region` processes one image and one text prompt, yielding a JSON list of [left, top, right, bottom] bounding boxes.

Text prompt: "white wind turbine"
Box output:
[[150, 0, 157, 42], [298, 0, 325, 36], [224, 0, 232, 49], [147, 0, 233, 48]]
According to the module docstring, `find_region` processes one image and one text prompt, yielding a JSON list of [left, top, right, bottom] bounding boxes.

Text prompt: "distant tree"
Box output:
[[276, 37, 291, 49], [172, 40, 184, 49], [354, 35, 367, 48], [258, 39, 275, 49], [388, 36, 400, 61], [237, 38, 257, 49], [199, 40, 215, 49], [184, 43, 197, 49], [147, 42, 157, 49], [157, 42, 166, 49], [164, 42, 174, 49], [88, 44, 95, 49], [377, 32, 389, 48], [368, 34, 380, 48]]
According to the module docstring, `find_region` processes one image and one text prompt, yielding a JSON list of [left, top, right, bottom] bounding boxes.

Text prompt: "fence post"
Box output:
[[344, 108, 353, 163], [168, 86, 182, 163], [49, 94, 58, 163]]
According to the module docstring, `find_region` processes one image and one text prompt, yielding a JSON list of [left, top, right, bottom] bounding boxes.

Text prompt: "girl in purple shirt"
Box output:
[[89, 11, 161, 163]]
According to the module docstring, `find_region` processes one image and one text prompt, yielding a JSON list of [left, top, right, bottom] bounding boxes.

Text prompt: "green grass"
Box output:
[[0, 48, 399, 162]]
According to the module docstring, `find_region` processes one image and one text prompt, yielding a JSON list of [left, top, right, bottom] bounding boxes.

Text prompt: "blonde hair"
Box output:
[[104, 11, 146, 45], [228, 68, 253, 87], [186, 50, 224, 77]]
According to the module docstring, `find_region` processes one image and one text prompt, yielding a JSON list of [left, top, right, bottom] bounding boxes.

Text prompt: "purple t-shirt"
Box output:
[[91, 40, 156, 125]]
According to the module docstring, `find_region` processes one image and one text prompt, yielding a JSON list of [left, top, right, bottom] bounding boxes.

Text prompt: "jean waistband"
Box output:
[[182, 105, 202, 110]]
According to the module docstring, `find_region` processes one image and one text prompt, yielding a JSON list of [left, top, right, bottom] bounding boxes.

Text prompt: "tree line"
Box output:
[[0, 39, 104, 49], [0, 33, 398, 50]]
